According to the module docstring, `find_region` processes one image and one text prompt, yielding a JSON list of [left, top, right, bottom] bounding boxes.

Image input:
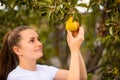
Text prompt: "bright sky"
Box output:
[[0, 2, 5, 10], [77, 0, 90, 13]]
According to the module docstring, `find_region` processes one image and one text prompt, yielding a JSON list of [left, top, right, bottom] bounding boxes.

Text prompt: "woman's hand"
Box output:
[[67, 27, 84, 53]]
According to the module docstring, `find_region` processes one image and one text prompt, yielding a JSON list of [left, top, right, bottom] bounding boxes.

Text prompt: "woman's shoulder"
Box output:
[[7, 66, 36, 79], [8, 66, 20, 76], [7, 66, 24, 80], [7, 66, 37, 80]]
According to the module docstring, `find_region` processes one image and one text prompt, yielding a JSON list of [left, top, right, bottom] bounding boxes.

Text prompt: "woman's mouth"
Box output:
[[35, 48, 42, 53]]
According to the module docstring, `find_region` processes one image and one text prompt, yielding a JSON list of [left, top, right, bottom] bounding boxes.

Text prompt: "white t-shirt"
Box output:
[[7, 64, 59, 80]]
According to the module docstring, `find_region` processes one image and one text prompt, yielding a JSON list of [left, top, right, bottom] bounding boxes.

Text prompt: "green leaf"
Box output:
[[102, 35, 111, 44], [42, 0, 53, 5], [73, 9, 82, 26], [71, 0, 78, 7], [59, 9, 64, 20], [38, 2, 50, 7], [114, 36, 120, 43], [55, 5, 60, 14], [46, 11, 52, 21], [77, 3, 88, 8], [88, 0, 97, 8], [109, 27, 113, 35], [106, 9, 112, 13]]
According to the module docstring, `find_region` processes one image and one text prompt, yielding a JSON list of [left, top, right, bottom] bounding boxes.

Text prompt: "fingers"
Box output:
[[67, 30, 73, 43], [77, 26, 84, 34], [67, 26, 84, 40], [77, 26, 84, 41], [79, 27, 84, 35], [67, 30, 73, 38]]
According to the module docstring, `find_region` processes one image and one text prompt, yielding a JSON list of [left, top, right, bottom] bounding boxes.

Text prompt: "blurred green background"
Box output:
[[0, 0, 120, 79]]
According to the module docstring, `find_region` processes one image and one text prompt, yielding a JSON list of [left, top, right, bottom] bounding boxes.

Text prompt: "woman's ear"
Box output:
[[13, 46, 22, 56]]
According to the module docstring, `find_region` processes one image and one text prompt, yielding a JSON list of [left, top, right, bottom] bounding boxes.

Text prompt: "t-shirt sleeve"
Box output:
[[48, 66, 59, 79], [43, 65, 59, 79]]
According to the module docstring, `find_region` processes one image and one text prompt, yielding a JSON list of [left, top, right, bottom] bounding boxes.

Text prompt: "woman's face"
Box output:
[[16, 29, 43, 61]]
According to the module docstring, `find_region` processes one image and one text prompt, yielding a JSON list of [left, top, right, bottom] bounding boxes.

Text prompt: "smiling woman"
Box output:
[[0, 26, 87, 80]]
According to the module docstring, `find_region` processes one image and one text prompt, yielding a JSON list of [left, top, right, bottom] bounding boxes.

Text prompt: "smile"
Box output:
[[35, 48, 42, 52]]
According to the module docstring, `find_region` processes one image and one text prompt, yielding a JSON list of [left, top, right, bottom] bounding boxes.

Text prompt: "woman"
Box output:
[[0, 26, 87, 80]]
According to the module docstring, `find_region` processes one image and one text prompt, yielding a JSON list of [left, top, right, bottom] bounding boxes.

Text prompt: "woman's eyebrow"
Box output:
[[29, 36, 35, 40], [29, 36, 39, 39]]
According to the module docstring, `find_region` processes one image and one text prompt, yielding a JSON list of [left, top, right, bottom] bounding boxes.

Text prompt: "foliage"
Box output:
[[0, 0, 120, 80], [87, 0, 120, 79]]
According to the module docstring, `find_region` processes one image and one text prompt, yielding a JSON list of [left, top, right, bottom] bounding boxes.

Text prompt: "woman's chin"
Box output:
[[37, 52, 43, 58]]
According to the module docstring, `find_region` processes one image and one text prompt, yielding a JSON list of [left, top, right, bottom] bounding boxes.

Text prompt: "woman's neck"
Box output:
[[19, 59, 37, 71]]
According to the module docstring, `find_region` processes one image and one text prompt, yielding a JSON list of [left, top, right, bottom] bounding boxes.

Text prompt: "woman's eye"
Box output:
[[30, 39, 34, 43], [38, 38, 40, 41]]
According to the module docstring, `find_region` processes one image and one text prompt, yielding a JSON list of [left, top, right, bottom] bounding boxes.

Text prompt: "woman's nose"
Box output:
[[36, 40, 42, 47]]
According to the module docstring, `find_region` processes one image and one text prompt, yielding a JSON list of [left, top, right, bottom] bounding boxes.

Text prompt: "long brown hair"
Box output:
[[0, 26, 31, 80]]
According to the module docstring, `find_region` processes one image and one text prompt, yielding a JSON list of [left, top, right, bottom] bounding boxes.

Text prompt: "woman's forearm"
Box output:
[[67, 51, 80, 80], [67, 51, 87, 80], [79, 52, 87, 80]]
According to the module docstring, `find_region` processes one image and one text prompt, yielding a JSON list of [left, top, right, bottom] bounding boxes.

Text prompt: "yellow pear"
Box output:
[[65, 16, 79, 32]]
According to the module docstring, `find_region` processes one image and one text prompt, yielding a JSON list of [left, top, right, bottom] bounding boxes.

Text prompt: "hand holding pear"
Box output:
[[65, 16, 80, 37]]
